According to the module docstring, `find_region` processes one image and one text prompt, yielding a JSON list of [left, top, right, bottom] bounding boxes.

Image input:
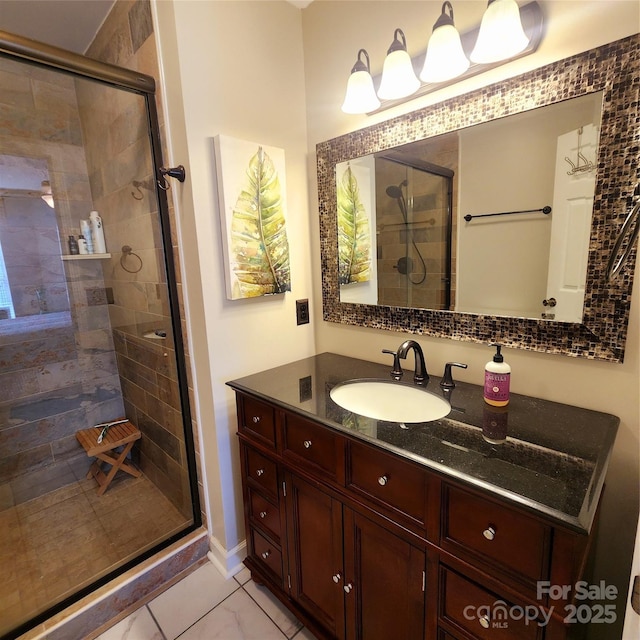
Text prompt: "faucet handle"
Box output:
[[382, 349, 403, 380], [440, 362, 468, 389]]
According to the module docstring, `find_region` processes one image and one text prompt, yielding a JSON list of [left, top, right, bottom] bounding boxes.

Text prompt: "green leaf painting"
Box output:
[[230, 146, 291, 298], [337, 164, 371, 285]]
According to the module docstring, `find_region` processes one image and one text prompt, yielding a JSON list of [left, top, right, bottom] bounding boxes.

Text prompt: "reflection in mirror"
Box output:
[[0, 155, 71, 329], [318, 35, 639, 362], [336, 92, 602, 323]]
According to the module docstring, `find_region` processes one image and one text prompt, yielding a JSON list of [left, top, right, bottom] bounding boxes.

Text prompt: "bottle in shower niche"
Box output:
[[78, 235, 88, 254], [89, 210, 107, 254], [68, 235, 79, 255], [80, 219, 94, 253]]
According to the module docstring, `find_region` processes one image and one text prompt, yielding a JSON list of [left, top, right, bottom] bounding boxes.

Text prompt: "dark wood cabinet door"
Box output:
[[343, 508, 426, 640], [285, 472, 346, 639]]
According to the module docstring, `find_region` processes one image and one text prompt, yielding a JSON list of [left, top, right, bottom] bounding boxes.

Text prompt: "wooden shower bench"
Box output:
[[76, 420, 141, 495]]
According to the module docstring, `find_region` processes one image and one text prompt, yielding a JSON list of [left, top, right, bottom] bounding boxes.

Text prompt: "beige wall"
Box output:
[[153, 0, 638, 631], [153, 0, 315, 573]]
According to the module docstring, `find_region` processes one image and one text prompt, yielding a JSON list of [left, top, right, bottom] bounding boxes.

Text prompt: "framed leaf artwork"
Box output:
[[214, 135, 291, 300]]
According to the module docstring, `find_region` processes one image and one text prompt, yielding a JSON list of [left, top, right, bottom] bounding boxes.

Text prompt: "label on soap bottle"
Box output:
[[484, 371, 510, 406]]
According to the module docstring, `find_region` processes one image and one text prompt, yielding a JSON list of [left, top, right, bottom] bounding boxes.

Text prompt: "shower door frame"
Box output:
[[0, 29, 202, 638], [377, 154, 454, 310]]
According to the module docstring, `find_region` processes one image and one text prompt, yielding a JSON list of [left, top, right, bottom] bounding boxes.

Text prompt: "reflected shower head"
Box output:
[[385, 180, 407, 199]]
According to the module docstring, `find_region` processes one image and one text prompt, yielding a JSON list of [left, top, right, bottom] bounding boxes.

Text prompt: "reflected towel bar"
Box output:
[[464, 205, 551, 222]]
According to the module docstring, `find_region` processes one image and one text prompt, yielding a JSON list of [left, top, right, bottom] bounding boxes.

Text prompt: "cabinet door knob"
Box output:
[[256, 468, 265, 477], [332, 572, 342, 584], [303, 440, 313, 449], [378, 475, 388, 486], [483, 526, 496, 541], [343, 582, 353, 594], [259, 511, 267, 519], [252, 415, 261, 423], [479, 614, 490, 629], [261, 550, 271, 560]]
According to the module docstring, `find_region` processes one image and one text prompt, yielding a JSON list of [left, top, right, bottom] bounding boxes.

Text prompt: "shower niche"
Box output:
[[0, 29, 200, 640]]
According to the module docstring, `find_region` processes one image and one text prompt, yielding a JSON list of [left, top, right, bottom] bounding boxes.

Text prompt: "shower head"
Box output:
[[385, 180, 407, 200]]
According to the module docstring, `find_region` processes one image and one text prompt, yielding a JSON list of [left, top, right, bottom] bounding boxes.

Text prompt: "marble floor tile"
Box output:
[[178, 588, 286, 640], [147, 562, 240, 640], [244, 578, 304, 638], [95, 606, 163, 640]]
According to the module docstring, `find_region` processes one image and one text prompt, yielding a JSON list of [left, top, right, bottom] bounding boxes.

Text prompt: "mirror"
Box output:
[[0, 154, 72, 328], [336, 93, 602, 323], [317, 35, 639, 363]]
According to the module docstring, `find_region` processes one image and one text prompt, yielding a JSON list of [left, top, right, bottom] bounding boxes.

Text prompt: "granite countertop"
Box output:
[[227, 352, 619, 534]]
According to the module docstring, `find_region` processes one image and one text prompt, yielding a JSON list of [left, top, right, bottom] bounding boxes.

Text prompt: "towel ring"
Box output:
[[120, 245, 143, 273]]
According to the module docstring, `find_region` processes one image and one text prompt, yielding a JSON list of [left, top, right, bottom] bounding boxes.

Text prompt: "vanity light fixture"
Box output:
[[470, 0, 530, 63], [377, 28, 420, 100], [341, 48, 381, 114], [40, 180, 54, 208], [342, 0, 543, 115], [420, 1, 469, 83]]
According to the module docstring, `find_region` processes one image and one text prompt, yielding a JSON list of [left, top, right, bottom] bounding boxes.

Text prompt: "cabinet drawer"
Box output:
[[249, 488, 281, 542], [347, 440, 427, 526], [442, 485, 549, 583], [240, 395, 276, 446], [250, 527, 283, 583], [282, 413, 342, 481], [440, 566, 542, 640], [245, 447, 279, 499]]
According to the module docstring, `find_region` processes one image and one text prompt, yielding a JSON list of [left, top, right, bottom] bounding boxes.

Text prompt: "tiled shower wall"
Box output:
[[0, 57, 124, 504], [79, 0, 197, 518]]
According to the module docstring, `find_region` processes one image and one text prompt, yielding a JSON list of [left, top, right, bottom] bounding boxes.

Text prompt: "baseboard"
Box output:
[[207, 534, 247, 579]]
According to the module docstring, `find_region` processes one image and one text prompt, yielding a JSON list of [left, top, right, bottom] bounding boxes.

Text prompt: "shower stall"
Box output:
[[0, 29, 200, 639], [375, 156, 454, 310]]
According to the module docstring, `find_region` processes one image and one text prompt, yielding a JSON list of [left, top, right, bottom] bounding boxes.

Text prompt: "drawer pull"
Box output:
[[378, 475, 388, 486], [252, 416, 261, 423], [343, 582, 353, 594], [256, 468, 265, 477], [261, 550, 271, 560], [483, 526, 496, 541], [303, 440, 313, 449], [332, 572, 342, 584], [479, 614, 490, 629], [259, 511, 267, 519]]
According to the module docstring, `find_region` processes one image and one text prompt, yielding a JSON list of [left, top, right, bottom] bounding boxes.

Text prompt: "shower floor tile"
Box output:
[[0, 474, 191, 639]]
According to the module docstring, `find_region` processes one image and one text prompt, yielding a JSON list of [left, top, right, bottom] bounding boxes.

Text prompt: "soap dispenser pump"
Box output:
[[484, 343, 510, 406]]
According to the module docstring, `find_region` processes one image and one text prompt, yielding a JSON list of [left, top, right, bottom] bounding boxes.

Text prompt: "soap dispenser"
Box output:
[[484, 343, 510, 406]]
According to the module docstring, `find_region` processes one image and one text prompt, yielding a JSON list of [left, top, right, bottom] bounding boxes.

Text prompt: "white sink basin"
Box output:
[[330, 379, 451, 423]]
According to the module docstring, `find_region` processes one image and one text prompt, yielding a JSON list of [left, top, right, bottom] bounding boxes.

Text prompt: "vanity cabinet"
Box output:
[[284, 470, 428, 640], [234, 385, 604, 640]]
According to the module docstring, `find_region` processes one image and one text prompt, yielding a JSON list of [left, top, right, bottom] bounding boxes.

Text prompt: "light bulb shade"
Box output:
[[420, 2, 469, 83], [377, 28, 420, 100], [341, 70, 381, 114], [341, 50, 380, 114], [470, 0, 530, 64]]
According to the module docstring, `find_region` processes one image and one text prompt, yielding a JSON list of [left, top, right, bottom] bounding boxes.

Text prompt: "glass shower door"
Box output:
[[0, 41, 199, 640]]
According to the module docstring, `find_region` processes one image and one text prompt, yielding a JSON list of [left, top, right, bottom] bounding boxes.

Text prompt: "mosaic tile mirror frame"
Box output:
[[317, 34, 639, 363]]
